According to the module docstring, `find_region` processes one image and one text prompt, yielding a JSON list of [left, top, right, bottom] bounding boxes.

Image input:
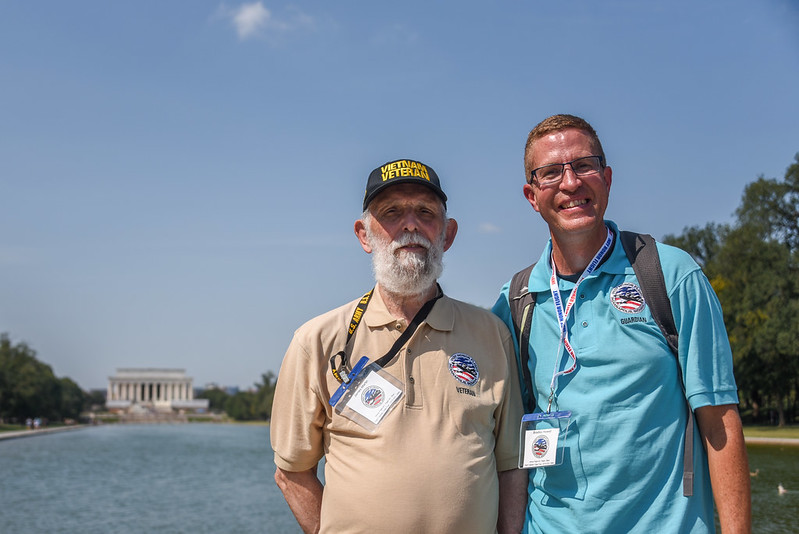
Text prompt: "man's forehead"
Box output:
[[528, 128, 596, 162], [369, 183, 443, 209]]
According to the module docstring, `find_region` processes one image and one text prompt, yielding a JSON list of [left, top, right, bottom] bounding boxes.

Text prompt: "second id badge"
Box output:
[[518, 411, 572, 469], [330, 356, 404, 432]]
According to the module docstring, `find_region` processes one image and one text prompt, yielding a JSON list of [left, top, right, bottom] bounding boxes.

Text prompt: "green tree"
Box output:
[[225, 391, 255, 420], [84, 390, 107, 411], [59, 377, 86, 420], [663, 222, 727, 271], [728, 155, 799, 426], [0, 334, 89, 423], [714, 224, 797, 425], [197, 387, 230, 412], [736, 154, 799, 250], [253, 371, 276, 420], [664, 154, 799, 426]]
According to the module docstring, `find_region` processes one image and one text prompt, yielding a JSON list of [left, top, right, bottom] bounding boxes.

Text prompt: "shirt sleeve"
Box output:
[[270, 331, 327, 472], [492, 322, 524, 472], [671, 268, 740, 410]]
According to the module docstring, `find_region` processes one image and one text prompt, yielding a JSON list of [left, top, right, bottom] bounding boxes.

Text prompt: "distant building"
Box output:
[[106, 368, 209, 413], [201, 382, 239, 396]]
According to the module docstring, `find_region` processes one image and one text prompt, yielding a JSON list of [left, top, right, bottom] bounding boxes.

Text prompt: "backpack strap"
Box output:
[[620, 231, 694, 497], [509, 263, 536, 414]]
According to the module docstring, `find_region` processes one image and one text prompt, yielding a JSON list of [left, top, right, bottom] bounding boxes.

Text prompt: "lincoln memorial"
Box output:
[[106, 368, 209, 412]]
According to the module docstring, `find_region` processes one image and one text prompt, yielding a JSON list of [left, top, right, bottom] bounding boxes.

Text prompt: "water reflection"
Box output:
[[0, 427, 796, 533], [0, 424, 300, 533], [746, 444, 799, 534]]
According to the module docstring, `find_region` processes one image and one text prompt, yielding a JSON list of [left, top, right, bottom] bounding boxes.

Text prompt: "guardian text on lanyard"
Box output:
[[518, 226, 614, 469]]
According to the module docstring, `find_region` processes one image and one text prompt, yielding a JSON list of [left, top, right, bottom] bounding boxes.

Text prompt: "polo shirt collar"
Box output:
[[364, 285, 454, 332], [528, 220, 633, 292]]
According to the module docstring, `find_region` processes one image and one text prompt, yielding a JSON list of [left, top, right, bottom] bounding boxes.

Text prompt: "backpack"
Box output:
[[508, 231, 694, 497]]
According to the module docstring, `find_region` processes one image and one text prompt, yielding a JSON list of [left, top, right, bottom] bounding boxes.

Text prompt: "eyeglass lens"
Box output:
[[534, 156, 602, 184]]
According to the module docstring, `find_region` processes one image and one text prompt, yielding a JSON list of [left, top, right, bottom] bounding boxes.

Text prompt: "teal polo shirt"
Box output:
[[493, 220, 739, 534]]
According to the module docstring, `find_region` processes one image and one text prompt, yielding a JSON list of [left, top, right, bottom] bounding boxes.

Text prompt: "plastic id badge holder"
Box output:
[[329, 356, 404, 432], [518, 411, 572, 469]]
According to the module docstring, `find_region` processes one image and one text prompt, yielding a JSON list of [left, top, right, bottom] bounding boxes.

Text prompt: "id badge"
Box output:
[[329, 356, 404, 432], [518, 411, 572, 469]]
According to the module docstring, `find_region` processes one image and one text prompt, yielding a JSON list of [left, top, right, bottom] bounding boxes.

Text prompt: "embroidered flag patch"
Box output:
[[448, 353, 479, 386], [610, 282, 646, 313]]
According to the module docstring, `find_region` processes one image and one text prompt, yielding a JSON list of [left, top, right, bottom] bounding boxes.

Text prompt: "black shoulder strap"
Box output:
[[619, 232, 678, 355], [619, 231, 694, 497], [509, 263, 536, 414]]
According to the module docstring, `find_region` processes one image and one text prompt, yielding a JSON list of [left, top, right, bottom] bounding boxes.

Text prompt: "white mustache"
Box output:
[[390, 232, 432, 253], [367, 225, 445, 298]]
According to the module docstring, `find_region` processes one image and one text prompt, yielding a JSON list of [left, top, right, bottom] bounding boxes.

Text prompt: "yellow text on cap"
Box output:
[[380, 160, 430, 182]]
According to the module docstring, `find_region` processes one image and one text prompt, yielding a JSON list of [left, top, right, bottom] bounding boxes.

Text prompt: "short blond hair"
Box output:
[[524, 114, 606, 176]]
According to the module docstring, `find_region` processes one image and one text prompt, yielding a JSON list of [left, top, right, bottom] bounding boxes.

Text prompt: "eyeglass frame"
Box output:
[[528, 155, 606, 186]]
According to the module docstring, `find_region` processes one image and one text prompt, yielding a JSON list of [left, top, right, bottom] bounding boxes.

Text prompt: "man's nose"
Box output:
[[401, 212, 420, 232], [559, 164, 581, 190]]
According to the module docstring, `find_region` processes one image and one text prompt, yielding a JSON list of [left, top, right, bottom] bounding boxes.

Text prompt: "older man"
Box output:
[[271, 158, 526, 534], [493, 115, 750, 533]]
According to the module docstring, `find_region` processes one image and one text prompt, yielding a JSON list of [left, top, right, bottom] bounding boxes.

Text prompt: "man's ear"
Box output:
[[603, 165, 613, 194], [523, 183, 541, 213], [443, 218, 458, 252], [354, 219, 372, 253]]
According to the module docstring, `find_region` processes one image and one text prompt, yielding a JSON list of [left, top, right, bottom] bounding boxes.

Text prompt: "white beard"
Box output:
[[366, 226, 445, 298]]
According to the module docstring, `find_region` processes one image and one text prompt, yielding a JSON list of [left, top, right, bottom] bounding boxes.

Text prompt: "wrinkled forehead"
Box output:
[[367, 183, 446, 213]]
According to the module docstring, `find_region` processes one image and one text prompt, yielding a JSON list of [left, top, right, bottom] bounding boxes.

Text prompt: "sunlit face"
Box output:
[[523, 128, 612, 243], [355, 184, 457, 297]]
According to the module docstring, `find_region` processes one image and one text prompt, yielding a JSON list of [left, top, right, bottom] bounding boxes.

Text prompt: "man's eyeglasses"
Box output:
[[529, 155, 605, 186]]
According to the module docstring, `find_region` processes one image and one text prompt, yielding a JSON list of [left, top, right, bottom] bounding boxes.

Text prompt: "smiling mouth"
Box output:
[[561, 199, 589, 209]]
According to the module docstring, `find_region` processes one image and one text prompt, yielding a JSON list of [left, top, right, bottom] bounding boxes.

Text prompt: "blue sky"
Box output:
[[1, 1, 797, 391]]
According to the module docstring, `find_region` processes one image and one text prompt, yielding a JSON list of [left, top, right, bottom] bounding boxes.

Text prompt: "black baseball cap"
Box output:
[[362, 158, 447, 211]]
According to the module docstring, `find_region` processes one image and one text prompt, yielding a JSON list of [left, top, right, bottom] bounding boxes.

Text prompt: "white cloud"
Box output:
[[478, 222, 502, 234], [218, 2, 314, 40], [232, 2, 270, 39]]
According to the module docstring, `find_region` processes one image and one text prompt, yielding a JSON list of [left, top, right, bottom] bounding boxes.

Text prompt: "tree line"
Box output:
[[0, 331, 278, 424], [663, 153, 799, 426], [0, 334, 104, 424], [196, 372, 276, 421]]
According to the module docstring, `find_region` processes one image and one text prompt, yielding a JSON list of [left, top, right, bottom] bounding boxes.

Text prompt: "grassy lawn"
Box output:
[[0, 424, 27, 432], [743, 425, 799, 440], [0, 422, 73, 433]]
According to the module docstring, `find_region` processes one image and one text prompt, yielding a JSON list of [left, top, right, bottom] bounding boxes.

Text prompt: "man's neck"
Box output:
[[550, 224, 610, 276], [377, 283, 438, 323]]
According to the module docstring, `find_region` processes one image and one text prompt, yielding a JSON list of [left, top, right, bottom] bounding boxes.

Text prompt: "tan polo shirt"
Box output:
[[271, 289, 522, 534]]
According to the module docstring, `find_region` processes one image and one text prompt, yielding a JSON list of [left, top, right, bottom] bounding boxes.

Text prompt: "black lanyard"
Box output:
[[329, 285, 443, 384], [330, 289, 374, 383]]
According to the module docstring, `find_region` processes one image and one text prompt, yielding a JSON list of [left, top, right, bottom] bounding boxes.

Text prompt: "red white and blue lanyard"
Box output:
[[546, 226, 614, 412]]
